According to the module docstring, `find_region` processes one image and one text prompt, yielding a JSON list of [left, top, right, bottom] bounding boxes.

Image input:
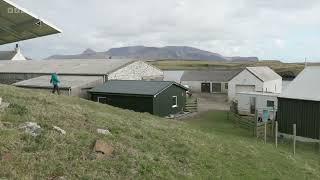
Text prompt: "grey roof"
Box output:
[[89, 80, 187, 96], [0, 51, 16, 60], [0, 0, 61, 45], [279, 67, 320, 101], [181, 70, 240, 82], [0, 59, 134, 75], [164, 70, 184, 83], [13, 75, 103, 89], [246, 67, 282, 82]]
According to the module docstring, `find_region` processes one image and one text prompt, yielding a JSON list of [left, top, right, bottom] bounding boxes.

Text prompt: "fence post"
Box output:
[[318, 127, 320, 153], [275, 121, 278, 148], [293, 124, 296, 155], [264, 122, 267, 144]]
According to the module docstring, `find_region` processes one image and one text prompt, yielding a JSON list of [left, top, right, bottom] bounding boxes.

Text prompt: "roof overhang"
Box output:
[[0, 0, 62, 45]]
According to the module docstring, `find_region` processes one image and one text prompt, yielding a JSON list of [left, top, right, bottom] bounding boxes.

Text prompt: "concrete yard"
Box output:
[[194, 93, 230, 112]]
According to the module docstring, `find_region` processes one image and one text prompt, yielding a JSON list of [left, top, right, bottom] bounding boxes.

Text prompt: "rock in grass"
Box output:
[[96, 128, 112, 135], [1, 152, 12, 161], [53, 126, 66, 135], [19, 122, 42, 137], [93, 140, 114, 159]]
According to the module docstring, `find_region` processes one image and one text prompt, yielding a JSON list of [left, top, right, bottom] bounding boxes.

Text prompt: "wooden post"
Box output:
[[275, 121, 278, 148], [293, 124, 296, 155], [227, 111, 229, 121], [264, 122, 267, 144], [318, 127, 320, 153]]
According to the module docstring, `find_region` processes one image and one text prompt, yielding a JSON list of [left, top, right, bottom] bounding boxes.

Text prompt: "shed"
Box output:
[[236, 91, 279, 117], [228, 67, 282, 101], [13, 75, 103, 98], [278, 66, 320, 140], [89, 80, 188, 117], [181, 70, 240, 93]]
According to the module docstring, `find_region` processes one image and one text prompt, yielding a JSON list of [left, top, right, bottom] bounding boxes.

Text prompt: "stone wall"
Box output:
[[108, 61, 164, 80]]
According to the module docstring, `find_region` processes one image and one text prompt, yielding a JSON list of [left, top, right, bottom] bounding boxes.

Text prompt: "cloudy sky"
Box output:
[[1, 0, 320, 62]]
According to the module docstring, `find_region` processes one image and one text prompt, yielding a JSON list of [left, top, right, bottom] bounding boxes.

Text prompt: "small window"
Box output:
[[97, 97, 107, 104], [225, 83, 228, 90], [267, 100, 274, 107], [172, 96, 178, 108]]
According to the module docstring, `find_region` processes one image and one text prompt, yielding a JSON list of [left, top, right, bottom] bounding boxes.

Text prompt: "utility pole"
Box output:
[[304, 58, 308, 68]]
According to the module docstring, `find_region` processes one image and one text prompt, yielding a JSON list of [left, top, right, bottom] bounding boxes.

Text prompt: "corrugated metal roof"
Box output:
[[181, 70, 240, 82], [0, 0, 61, 45], [0, 59, 134, 75], [279, 66, 320, 101], [89, 80, 187, 96], [13, 75, 103, 89], [0, 51, 16, 60], [164, 70, 184, 83], [246, 66, 282, 82]]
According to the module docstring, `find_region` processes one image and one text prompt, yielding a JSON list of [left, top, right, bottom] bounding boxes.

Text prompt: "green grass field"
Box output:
[[149, 60, 305, 77], [1, 85, 320, 179]]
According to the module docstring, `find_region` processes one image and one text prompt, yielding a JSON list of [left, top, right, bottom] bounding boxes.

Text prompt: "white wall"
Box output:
[[108, 61, 164, 80], [237, 93, 278, 116], [228, 69, 263, 101], [11, 50, 26, 61], [263, 79, 282, 93]]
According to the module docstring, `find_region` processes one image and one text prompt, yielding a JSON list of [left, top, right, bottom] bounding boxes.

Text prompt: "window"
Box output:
[[172, 96, 178, 108], [225, 83, 228, 90], [97, 97, 107, 104], [267, 100, 275, 107]]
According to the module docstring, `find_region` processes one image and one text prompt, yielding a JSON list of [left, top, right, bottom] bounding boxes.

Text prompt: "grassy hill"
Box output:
[[0, 85, 320, 179]]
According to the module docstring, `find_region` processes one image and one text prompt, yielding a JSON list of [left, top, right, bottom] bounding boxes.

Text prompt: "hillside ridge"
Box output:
[[46, 46, 259, 62]]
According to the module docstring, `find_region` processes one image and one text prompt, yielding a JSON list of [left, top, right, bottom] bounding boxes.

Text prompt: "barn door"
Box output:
[[212, 83, 222, 93], [201, 83, 211, 93], [250, 97, 256, 114]]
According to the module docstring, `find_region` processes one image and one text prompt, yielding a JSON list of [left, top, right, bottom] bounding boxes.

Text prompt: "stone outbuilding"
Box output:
[[0, 59, 164, 84]]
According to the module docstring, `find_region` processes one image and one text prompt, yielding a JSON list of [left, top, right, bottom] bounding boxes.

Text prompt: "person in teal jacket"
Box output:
[[50, 72, 60, 94]]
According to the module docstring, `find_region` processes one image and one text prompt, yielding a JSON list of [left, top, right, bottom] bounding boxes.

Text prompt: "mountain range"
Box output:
[[46, 46, 259, 62]]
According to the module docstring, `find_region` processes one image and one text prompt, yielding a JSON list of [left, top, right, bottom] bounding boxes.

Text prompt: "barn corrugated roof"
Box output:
[[89, 80, 187, 96], [0, 0, 61, 45], [0, 51, 16, 60], [181, 70, 240, 82], [13, 75, 103, 89], [0, 59, 134, 75], [246, 66, 282, 82], [279, 66, 320, 101]]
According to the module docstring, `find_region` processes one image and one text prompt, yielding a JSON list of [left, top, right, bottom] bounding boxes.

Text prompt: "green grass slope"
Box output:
[[0, 85, 319, 179]]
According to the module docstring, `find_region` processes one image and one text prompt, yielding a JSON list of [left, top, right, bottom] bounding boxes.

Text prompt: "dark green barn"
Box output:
[[89, 80, 188, 117], [277, 67, 320, 139]]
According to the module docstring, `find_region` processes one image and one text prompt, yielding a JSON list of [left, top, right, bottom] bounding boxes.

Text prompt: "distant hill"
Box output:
[[46, 46, 259, 62]]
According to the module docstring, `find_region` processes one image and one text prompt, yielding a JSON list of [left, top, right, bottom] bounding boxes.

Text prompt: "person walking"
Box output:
[[50, 72, 60, 95]]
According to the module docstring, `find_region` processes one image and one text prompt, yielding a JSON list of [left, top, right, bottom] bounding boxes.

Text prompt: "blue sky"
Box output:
[[1, 0, 320, 62]]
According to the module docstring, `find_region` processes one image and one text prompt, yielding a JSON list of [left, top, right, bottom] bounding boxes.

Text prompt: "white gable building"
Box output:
[[228, 67, 282, 101], [0, 45, 26, 61]]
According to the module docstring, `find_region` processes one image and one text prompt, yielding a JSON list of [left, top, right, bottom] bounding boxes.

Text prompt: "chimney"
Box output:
[[15, 44, 20, 53]]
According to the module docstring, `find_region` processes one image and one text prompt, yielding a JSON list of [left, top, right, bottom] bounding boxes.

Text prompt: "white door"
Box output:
[[236, 85, 255, 93]]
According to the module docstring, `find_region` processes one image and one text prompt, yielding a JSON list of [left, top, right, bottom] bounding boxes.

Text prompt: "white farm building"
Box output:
[[228, 67, 282, 101], [236, 91, 279, 118], [181, 70, 240, 93], [0, 45, 26, 61]]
